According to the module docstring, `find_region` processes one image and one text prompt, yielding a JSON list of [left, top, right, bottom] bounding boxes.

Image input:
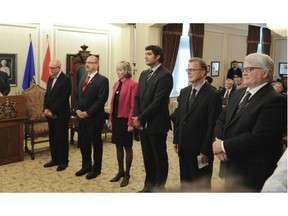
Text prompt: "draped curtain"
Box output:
[[262, 27, 271, 55], [246, 25, 260, 55], [162, 23, 183, 73], [189, 24, 205, 58]]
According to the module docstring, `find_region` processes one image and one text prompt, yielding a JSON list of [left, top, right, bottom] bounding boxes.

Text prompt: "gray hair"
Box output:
[[244, 53, 274, 83]]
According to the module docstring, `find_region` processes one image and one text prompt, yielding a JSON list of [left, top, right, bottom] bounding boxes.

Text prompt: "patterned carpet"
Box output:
[[0, 131, 224, 193]]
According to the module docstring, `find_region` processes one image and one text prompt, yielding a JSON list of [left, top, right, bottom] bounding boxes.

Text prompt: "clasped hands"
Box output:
[[212, 137, 229, 162], [75, 109, 88, 119], [132, 116, 143, 131]]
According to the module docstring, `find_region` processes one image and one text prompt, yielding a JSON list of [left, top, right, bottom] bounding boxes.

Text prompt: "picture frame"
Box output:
[[0, 53, 17, 86], [278, 62, 287, 75], [211, 61, 220, 77]]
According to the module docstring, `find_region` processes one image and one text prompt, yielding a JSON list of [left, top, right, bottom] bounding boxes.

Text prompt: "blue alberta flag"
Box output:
[[22, 41, 36, 90]]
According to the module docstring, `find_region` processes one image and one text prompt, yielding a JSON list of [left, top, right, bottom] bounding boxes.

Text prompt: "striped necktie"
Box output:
[[236, 91, 251, 114], [82, 75, 90, 92]]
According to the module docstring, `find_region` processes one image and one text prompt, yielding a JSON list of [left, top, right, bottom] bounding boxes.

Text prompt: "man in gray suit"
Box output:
[[213, 53, 287, 192], [173, 57, 222, 191], [133, 45, 173, 192]]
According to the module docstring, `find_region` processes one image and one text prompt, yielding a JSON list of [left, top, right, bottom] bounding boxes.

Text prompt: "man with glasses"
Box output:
[[43, 59, 71, 171], [213, 53, 287, 192], [173, 57, 222, 191], [74, 55, 109, 180]]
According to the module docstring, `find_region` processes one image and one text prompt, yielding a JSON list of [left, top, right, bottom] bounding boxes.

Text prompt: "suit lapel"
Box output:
[[226, 84, 270, 127], [184, 84, 208, 119]]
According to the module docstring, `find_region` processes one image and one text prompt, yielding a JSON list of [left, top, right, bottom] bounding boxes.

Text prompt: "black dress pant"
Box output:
[[139, 130, 168, 190]]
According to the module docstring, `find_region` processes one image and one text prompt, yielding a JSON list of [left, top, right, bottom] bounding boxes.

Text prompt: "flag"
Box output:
[[41, 43, 51, 83], [22, 41, 36, 90]]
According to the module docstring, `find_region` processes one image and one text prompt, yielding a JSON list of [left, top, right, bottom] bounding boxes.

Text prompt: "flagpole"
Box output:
[[29, 34, 31, 41]]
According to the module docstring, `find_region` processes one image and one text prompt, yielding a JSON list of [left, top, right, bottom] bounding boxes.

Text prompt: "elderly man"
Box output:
[[213, 53, 287, 192]]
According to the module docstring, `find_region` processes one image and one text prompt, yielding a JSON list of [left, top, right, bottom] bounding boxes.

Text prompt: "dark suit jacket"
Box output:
[[219, 87, 236, 98], [44, 72, 71, 121], [214, 84, 287, 190], [227, 68, 242, 79], [134, 65, 173, 134], [75, 72, 109, 130], [173, 83, 222, 159], [0, 70, 10, 96]]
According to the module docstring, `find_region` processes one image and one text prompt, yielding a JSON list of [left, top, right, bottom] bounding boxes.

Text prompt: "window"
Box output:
[[257, 26, 263, 53], [170, 23, 190, 97]]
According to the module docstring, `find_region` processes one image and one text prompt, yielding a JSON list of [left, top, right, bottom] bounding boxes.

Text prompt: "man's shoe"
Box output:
[[56, 164, 68, 171], [75, 168, 91, 176], [44, 161, 59, 168], [86, 171, 101, 180], [120, 175, 130, 187], [138, 187, 152, 192], [110, 172, 125, 182]]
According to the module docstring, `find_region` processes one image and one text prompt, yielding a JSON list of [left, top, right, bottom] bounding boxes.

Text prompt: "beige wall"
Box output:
[[1, 23, 287, 102]]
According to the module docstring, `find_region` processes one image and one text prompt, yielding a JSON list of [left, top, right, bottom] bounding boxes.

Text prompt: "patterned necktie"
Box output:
[[236, 91, 251, 114], [147, 69, 153, 82], [188, 88, 197, 110], [82, 75, 90, 92]]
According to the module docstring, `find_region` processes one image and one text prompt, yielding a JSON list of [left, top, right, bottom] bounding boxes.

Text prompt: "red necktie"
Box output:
[[82, 75, 90, 92]]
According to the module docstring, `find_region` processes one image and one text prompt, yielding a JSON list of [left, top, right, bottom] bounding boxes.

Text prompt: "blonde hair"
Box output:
[[116, 61, 132, 78]]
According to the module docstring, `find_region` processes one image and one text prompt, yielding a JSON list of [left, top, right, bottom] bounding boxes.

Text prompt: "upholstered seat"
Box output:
[[22, 84, 49, 160]]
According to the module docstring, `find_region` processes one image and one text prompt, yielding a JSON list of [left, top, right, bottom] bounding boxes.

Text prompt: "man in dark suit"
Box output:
[[173, 58, 222, 191], [213, 53, 287, 192], [133, 45, 173, 192], [219, 78, 235, 107], [75, 55, 109, 180], [0, 70, 10, 96], [43, 59, 71, 171], [227, 60, 242, 80]]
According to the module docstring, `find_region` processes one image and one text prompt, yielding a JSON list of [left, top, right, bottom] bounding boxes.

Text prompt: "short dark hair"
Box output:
[[145, 45, 164, 63]]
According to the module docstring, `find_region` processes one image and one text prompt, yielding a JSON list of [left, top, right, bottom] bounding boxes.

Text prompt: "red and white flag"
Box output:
[[41, 44, 51, 83]]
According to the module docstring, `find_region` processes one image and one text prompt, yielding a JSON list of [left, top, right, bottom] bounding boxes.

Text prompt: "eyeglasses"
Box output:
[[185, 68, 203, 73], [241, 67, 263, 73], [49, 66, 59, 70], [85, 61, 98, 64]]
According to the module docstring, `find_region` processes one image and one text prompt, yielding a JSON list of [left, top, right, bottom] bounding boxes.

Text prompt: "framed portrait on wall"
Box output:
[[279, 62, 287, 75], [0, 53, 17, 86], [211, 61, 220, 77]]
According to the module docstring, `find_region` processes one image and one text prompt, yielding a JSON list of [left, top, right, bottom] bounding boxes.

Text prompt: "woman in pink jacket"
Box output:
[[108, 61, 138, 187]]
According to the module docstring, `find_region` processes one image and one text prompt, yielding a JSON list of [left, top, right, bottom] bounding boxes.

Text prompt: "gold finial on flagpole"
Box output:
[[29, 34, 32, 41]]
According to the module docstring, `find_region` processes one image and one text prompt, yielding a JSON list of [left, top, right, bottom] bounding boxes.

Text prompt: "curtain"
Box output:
[[246, 25, 260, 55], [189, 24, 205, 58], [262, 27, 271, 55], [162, 23, 183, 73]]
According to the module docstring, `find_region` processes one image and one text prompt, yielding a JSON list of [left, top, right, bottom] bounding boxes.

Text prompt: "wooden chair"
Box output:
[[68, 45, 111, 143], [22, 84, 49, 160]]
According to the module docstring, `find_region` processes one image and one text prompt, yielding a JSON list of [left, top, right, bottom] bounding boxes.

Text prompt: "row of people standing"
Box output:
[[42, 48, 286, 192]]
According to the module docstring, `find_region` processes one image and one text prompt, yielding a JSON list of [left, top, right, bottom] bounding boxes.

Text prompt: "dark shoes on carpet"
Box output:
[[75, 168, 91, 176], [86, 171, 101, 180], [110, 172, 130, 187], [110, 172, 125, 182], [43, 160, 59, 168], [120, 175, 130, 187], [56, 164, 68, 171]]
